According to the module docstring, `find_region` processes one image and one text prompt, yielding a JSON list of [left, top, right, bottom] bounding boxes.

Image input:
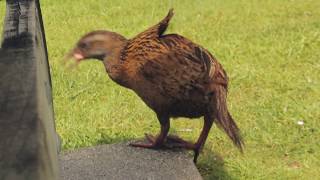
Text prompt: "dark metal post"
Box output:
[[0, 0, 59, 179]]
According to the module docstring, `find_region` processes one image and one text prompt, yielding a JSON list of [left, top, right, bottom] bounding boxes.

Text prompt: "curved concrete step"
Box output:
[[59, 142, 202, 180]]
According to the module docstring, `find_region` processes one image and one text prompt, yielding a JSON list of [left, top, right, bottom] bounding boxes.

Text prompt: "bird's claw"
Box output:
[[129, 133, 162, 149], [129, 142, 158, 148], [144, 133, 156, 143]]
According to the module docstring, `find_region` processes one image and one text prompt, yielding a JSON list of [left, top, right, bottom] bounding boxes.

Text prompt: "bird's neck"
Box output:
[[103, 45, 123, 69], [103, 41, 130, 87]]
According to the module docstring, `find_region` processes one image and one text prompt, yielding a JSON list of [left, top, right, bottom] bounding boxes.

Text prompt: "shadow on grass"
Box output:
[[196, 146, 236, 180]]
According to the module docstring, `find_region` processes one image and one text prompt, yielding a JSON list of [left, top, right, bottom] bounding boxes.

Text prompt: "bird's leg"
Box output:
[[130, 115, 170, 149], [192, 114, 214, 163], [164, 114, 214, 163]]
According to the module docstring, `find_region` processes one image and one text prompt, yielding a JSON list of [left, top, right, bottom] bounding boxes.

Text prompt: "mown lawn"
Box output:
[[1, 0, 319, 179]]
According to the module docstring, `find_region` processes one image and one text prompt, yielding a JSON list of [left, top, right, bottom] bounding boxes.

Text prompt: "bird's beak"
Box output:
[[63, 48, 84, 69], [73, 52, 84, 60], [64, 48, 84, 61]]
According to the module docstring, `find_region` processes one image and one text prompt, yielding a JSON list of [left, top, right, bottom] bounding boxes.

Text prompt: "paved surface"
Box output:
[[59, 142, 202, 180]]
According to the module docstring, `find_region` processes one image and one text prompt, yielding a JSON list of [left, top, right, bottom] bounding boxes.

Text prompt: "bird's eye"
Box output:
[[78, 42, 88, 49]]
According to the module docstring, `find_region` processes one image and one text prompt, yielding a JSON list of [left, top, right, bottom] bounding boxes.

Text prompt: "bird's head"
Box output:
[[66, 30, 127, 64]]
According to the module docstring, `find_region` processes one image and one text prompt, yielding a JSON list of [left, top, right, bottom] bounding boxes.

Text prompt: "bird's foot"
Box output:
[[165, 135, 195, 149], [129, 142, 158, 148], [130, 134, 195, 149], [129, 133, 163, 149], [130, 134, 201, 163]]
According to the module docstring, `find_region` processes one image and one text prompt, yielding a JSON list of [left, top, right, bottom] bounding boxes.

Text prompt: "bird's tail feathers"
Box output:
[[213, 85, 244, 151]]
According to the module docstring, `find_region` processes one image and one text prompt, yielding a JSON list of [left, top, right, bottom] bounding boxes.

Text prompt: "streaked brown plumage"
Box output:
[[67, 9, 243, 163]]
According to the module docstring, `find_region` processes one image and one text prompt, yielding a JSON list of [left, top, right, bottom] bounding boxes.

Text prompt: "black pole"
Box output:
[[0, 0, 59, 179]]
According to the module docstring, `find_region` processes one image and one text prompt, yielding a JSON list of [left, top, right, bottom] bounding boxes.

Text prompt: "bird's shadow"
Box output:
[[196, 146, 236, 180]]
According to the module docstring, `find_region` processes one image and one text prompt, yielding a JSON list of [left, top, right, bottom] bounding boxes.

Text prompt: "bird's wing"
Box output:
[[138, 34, 227, 100]]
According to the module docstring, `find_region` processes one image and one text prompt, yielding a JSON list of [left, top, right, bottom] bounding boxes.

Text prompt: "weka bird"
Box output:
[[67, 9, 243, 163]]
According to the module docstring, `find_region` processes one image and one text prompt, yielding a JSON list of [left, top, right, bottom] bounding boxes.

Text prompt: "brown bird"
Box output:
[[67, 9, 243, 163]]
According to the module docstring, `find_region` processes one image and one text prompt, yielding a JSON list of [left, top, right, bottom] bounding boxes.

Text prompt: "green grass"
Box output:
[[1, 0, 320, 179], [0, 1, 4, 38]]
